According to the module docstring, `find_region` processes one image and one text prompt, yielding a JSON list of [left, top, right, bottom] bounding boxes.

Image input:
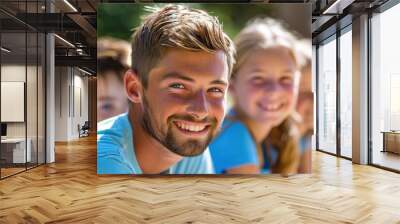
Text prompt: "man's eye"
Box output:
[[208, 88, 225, 98], [169, 83, 185, 89], [208, 87, 223, 93]]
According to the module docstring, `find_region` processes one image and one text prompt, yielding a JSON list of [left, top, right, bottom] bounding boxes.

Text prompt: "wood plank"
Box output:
[[0, 135, 399, 223]]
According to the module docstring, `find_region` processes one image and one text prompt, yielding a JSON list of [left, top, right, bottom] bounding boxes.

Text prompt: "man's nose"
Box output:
[[186, 90, 209, 121]]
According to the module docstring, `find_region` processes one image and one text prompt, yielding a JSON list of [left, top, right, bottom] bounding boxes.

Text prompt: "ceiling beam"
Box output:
[[322, 0, 356, 14], [55, 55, 96, 72]]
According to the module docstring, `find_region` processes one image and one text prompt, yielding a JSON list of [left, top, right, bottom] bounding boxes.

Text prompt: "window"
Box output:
[[0, 1, 46, 179], [317, 36, 337, 154], [339, 27, 352, 158], [371, 2, 400, 171]]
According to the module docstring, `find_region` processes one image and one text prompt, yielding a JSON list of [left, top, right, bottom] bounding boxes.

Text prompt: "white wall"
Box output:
[[54, 67, 89, 141], [1, 64, 46, 164], [71, 73, 89, 138], [54, 66, 68, 141], [1, 65, 31, 138]]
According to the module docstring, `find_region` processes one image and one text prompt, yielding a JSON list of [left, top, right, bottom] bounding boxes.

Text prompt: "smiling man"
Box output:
[[97, 5, 235, 174]]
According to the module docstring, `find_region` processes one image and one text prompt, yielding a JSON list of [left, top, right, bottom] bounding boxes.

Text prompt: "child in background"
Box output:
[[97, 38, 130, 122], [210, 18, 303, 175]]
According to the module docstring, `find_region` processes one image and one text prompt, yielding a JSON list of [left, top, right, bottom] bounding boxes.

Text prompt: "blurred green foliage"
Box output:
[[97, 3, 273, 41]]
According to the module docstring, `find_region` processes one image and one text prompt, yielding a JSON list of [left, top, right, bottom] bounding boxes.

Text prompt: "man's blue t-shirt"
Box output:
[[97, 113, 214, 174]]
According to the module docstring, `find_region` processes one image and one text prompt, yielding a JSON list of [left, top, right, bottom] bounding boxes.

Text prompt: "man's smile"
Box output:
[[173, 120, 211, 137]]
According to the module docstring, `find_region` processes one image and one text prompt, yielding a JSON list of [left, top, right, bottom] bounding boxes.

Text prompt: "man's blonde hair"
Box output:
[[131, 5, 235, 87]]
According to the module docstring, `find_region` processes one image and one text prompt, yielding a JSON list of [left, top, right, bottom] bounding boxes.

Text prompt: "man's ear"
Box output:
[[124, 69, 143, 104]]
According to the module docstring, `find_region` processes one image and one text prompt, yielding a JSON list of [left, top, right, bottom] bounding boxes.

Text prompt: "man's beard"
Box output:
[[140, 94, 218, 157]]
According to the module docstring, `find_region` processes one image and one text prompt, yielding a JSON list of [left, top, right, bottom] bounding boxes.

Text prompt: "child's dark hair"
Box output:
[[97, 37, 131, 80]]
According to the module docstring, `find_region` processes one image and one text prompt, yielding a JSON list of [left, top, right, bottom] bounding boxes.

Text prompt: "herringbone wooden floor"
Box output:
[[1, 135, 400, 224]]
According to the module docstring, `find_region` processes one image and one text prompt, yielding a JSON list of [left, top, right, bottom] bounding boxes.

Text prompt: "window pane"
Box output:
[[27, 31, 38, 169], [38, 32, 45, 165], [371, 3, 400, 171], [318, 37, 337, 154], [340, 29, 352, 158], [1, 30, 28, 177]]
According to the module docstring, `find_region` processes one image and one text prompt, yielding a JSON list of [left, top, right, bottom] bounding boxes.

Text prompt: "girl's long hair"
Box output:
[[267, 116, 300, 174]]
